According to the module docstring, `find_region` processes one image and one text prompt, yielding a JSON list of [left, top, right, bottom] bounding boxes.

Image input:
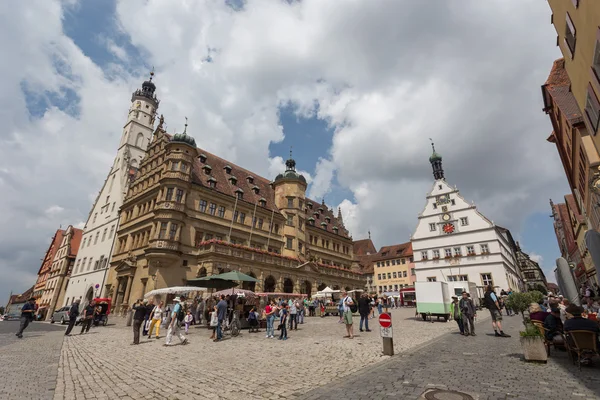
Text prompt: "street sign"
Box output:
[[380, 326, 393, 338], [379, 313, 392, 328], [95, 284, 100, 289]]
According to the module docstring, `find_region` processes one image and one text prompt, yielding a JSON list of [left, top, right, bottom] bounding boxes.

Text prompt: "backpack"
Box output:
[[346, 297, 358, 313], [176, 305, 185, 322]]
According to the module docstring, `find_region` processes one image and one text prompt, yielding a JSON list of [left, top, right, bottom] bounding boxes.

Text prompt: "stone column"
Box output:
[[293, 278, 301, 294], [123, 275, 133, 305], [275, 276, 283, 293], [255, 271, 264, 293], [111, 277, 120, 305]]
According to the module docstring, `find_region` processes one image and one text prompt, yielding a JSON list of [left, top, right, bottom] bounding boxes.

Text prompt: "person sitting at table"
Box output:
[[529, 303, 550, 323], [564, 304, 600, 366], [543, 307, 564, 346]]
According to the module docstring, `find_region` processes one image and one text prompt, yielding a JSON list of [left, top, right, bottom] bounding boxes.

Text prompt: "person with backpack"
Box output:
[[341, 291, 355, 339], [483, 285, 511, 338], [165, 297, 188, 346], [449, 296, 463, 335], [131, 299, 146, 345]]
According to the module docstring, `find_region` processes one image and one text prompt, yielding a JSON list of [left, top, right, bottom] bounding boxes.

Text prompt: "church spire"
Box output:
[[428, 139, 444, 180]]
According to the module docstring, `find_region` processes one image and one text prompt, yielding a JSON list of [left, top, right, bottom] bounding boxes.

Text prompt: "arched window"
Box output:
[[135, 133, 144, 147]]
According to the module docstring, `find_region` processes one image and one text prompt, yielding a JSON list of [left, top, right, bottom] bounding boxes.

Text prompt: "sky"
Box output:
[[0, 0, 570, 304]]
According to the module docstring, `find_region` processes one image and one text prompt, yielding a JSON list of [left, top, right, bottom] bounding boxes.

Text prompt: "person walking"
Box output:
[[459, 292, 476, 336], [484, 285, 511, 337], [341, 291, 355, 339], [450, 296, 464, 335], [289, 300, 298, 330], [358, 293, 371, 332], [278, 303, 288, 340], [215, 295, 228, 342], [15, 298, 36, 339], [147, 301, 164, 339], [209, 305, 218, 339], [165, 297, 188, 346], [64, 299, 81, 336], [131, 299, 146, 345], [297, 299, 305, 324], [79, 300, 95, 335], [184, 311, 193, 334], [142, 299, 153, 336]]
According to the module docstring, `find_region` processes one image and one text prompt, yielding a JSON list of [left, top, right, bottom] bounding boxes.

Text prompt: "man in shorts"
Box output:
[[341, 291, 355, 339], [484, 285, 510, 337]]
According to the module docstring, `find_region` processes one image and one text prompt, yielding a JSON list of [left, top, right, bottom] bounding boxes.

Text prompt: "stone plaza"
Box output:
[[2, 308, 600, 400]]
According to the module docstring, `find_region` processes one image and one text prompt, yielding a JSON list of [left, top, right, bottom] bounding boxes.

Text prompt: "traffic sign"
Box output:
[[379, 313, 392, 328], [380, 326, 393, 338]]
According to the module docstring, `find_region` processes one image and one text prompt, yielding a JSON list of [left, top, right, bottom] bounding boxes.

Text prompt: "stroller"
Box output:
[[92, 299, 111, 326]]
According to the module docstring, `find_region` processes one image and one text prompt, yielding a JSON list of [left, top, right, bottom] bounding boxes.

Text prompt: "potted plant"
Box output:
[[506, 292, 547, 362]]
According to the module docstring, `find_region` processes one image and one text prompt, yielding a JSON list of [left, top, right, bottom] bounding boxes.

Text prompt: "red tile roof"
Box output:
[[353, 239, 377, 256], [376, 242, 412, 260], [545, 58, 570, 86], [565, 194, 585, 224], [304, 199, 349, 238], [36, 229, 65, 275], [544, 58, 583, 124], [69, 227, 83, 258]]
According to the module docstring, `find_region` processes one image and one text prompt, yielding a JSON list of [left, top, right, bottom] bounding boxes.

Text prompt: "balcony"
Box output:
[[168, 153, 189, 162], [156, 201, 186, 213], [147, 239, 180, 253]]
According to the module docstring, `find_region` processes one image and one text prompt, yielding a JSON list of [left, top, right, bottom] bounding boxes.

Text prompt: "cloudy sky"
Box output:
[[0, 0, 568, 303]]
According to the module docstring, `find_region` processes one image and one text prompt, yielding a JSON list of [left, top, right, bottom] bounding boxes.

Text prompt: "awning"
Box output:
[[255, 292, 307, 298]]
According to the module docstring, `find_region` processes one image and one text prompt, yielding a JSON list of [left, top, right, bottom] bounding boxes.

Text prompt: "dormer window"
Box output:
[[235, 188, 243, 199], [247, 176, 254, 184], [333, 226, 339, 234], [207, 177, 217, 188], [252, 185, 260, 194], [307, 203, 313, 210], [228, 176, 237, 185], [259, 198, 267, 207], [318, 207, 324, 213], [224, 165, 232, 174], [308, 217, 315, 226], [325, 217, 331, 223], [203, 165, 212, 175], [320, 221, 327, 229], [199, 154, 207, 163]]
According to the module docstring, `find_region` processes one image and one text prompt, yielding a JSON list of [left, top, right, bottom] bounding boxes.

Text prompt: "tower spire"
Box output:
[[428, 138, 444, 180]]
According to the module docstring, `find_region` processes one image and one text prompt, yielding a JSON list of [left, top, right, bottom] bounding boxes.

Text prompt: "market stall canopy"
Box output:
[[144, 286, 207, 299], [209, 271, 259, 282], [319, 287, 339, 294], [212, 288, 257, 300], [188, 271, 257, 289]]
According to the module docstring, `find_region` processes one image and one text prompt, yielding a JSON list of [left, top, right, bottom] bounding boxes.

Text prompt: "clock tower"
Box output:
[[410, 144, 522, 294]]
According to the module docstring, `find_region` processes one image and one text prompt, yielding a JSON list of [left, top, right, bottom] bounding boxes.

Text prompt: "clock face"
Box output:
[[443, 223, 455, 234], [437, 195, 449, 205], [442, 213, 450, 221]]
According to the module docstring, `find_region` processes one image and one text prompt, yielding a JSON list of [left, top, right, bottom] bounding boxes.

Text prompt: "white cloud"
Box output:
[[45, 205, 65, 216], [529, 252, 544, 265], [0, 0, 569, 301]]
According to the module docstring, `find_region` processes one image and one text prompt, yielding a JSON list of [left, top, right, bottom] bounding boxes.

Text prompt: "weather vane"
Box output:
[[183, 116, 188, 134]]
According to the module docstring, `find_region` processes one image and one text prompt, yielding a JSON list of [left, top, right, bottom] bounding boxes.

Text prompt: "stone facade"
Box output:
[[33, 229, 64, 319], [370, 242, 415, 295], [106, 125, 363, 311]]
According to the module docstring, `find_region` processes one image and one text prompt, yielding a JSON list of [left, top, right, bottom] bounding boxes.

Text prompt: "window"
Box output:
[[585, 87, 600, 133], [172, 161, 179, 171], [88, 258, 93, 271], [448, 275, 468, 282], [199, 200, 207, 213], [433, 249, 440, 259], [564, 12, 576, 57], [258, 218, 264, 229], [421, 251, 428, 260], [466, 245, 475, 255], [386, 260, 390, 266], [460, 217, 468, 226], [252, 217, 258, 228], [169, 224, 178, 240], [481, 273, 493, 287], [218, 206, 225, 218], [480, 244, 489, 254], [402, 271, 407, 278], [94, 232, 99, 245], [165, 188, 173, 201], [82, 238, 87, 248], [209, 203, 217, 215], [208, 179, 217, 189], [393, 272, 397, 279], [444, 248, 452, 258], [75, 259, 81, 275], [433, 203, 437, 209], [411, 268, 415, 276], [175, 189, 184, 203], [287, 198, 294, 208], [159, 222, 168, 239], [394, 284, 398, 291], [102, 228, 107, 242], [286, 237, 293, 249], [427, 277, 437, 282], [287, 214, 294, 226], [450, 199, 455, 206], [239, 213, 246, 224], [387, 273, 391, 279], [236, 191, 243, 200], [429, 223, 436, 231], [392, 259, 396, 266], [299, 199, 303, 209], [453, 247, 462, 257], [112, 202, 116, 212], [93, 213, 97, 223], [378, 274, 381, 280], [377, 262, 381, 268], [594, 38, 600, 83], [259, 199, 266, 207]]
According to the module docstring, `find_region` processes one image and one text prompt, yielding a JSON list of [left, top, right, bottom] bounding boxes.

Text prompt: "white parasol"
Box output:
[[320, 287, 339, 294], [144, 286, 207, 299]]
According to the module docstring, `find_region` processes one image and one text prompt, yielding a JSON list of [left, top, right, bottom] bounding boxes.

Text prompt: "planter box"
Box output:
[[520, 336, 547, 362]]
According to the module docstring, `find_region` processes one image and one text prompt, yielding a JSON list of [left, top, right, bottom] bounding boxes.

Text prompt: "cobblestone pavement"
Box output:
[[298, 313, 600, 400], [53, 308, 466, 400], [0, 320, 65, 400]]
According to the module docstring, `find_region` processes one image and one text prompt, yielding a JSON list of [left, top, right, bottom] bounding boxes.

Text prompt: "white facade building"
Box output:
[[411, 145, 522, 296], [62, 75, 159, 307]]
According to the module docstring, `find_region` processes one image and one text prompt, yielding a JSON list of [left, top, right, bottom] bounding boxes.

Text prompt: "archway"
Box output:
[[301, 280, 312, 297], [317, 283, 327, 291], [283, 278, 294, 294], [242, 271, 257, 291], [198, 267, 207, 277], [264, 276, 276, 293], [344, 286, 351, 292], [135, 132, 144, 147], [85, 287, 94, 307]]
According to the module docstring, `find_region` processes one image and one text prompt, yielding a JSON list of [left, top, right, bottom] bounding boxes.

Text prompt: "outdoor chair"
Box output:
[[564, 330, 599, 371], [531, 320, 565, 356]]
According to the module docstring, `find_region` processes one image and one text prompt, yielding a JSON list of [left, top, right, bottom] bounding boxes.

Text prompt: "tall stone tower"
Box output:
[[59, 73, 159, 311], [272, 152, 308, 259]]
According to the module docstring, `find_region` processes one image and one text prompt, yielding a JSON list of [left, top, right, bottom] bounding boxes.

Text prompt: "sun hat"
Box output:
[[173, 297, 181, 303]]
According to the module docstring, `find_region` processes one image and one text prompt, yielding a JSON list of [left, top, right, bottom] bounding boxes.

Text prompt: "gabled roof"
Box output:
[[69, 227, 83, 258], [36, 229, 65, 275], [305, 199, 349, 238], [353, 239, 377, 256], [543, 58, 583, 125], [565, 194, 585, 224]]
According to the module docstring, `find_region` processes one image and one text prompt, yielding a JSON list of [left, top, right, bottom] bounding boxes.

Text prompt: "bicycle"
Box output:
[[220, 309, 241, 337]]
